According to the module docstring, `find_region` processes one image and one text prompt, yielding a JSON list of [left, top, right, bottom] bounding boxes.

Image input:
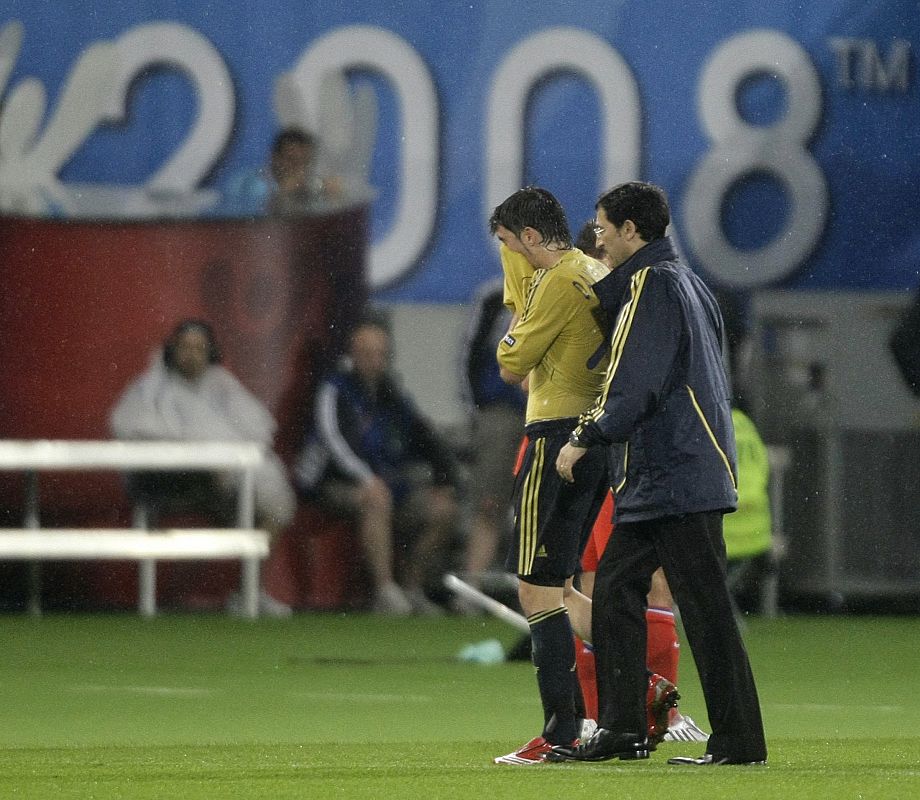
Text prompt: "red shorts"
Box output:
[[581, 490, 614, 572]]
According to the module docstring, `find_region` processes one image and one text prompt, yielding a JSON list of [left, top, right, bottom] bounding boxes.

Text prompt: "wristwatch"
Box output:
[[568, 429, 588, 448]]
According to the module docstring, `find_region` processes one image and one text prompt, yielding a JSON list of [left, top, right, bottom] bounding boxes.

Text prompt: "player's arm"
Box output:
[[497, 269, 576, 383]]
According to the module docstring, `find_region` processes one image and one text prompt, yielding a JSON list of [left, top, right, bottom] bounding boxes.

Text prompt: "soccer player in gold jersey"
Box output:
[[488, 187, 611, 765]]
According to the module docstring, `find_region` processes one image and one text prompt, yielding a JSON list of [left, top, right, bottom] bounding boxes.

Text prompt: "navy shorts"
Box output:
[[505, 419, 608, 586]]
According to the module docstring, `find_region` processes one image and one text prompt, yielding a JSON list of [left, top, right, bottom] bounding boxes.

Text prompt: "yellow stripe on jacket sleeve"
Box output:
[[586, 267, 651, 422], [686, 385, 737, 490]]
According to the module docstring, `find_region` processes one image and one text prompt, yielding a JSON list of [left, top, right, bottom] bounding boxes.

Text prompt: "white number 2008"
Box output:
[[106, 24, 826, 290]]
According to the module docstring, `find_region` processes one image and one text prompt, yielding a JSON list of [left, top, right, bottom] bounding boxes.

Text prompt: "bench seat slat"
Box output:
[[0, 530, 269, 560]]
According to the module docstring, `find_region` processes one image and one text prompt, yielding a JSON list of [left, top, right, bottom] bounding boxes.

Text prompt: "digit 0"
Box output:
[[290, 26, 438, 290], [484, 27, 641, 227]]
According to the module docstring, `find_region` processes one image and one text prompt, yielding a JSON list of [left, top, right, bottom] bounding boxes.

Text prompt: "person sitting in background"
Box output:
[[266, 127, 342, 215], [109, 319, 297, 617], [455, 276, 527, 594], [223, 127, 342, 216], [294, 313, 461, 615]]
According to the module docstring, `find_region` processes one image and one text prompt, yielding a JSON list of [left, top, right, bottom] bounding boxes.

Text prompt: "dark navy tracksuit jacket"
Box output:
[[573, 236, 738, 524]]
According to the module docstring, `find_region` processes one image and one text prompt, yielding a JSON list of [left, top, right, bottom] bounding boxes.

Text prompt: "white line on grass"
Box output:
[[289, 691, 432, 703], [771, 703, 902, 712], [69, 684, 215, 697]]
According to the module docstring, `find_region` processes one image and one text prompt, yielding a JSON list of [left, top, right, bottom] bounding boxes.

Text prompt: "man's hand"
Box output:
[[499, 366, 527, 385], [556, 442, 587, 484]]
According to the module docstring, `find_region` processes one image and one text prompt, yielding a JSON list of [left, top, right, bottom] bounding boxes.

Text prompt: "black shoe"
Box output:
[[547, 729, 649, 762], [667, 753, 766, 766]]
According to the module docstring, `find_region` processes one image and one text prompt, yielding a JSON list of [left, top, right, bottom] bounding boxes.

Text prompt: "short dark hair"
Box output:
[[596, 182, 670, 242], [574, 220, 603, 260], [489, 186, 572, 248], [163, 319, 221, 369], [271, 127, 316, 157]]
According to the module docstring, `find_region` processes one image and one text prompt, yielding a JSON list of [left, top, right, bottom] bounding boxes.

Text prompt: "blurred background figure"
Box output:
[[266, 127, 343, 215], [574, 219, 606, 264], [109, 319, 297, 617], [295, 312, 461, 615], [454, 276, 527, 603], [723, 403, 776, 614], [223, 127, 342, 216]]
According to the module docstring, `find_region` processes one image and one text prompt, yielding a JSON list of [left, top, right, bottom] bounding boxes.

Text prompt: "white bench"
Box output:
[[0, 440, 270, 618], [0, 528, 269, 616]]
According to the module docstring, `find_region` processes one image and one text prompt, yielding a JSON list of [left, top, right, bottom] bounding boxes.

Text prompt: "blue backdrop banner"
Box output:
[[1, 1, 917, 300]]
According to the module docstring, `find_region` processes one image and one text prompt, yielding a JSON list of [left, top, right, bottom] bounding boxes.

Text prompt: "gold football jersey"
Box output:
[[497, 248, 610, 424]]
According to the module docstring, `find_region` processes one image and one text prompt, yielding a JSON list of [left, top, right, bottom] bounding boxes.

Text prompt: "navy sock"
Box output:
[[528, 606, 578, 744]]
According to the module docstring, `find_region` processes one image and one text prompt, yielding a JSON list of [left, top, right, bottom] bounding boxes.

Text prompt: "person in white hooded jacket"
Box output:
[[109, 318, 296, 616]]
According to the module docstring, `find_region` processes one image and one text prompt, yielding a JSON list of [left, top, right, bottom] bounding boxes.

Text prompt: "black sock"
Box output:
[[528, 606, 577, 745]]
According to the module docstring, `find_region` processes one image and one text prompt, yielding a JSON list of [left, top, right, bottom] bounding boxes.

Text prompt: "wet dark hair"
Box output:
[[271, 127, 317, 157], [596, 182, 670, 242], [162, 319, 221, 369], [488, 186, 572, 248]]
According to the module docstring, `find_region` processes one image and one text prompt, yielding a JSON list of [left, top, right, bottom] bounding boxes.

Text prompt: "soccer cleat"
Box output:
[[494, 736, 558, 765], [647, 673, 680, 746], [663, 710, 709, 743]]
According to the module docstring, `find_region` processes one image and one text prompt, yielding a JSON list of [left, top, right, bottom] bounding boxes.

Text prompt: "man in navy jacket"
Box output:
[[552, 182, 767, 766], [295, 314, 460, 615]]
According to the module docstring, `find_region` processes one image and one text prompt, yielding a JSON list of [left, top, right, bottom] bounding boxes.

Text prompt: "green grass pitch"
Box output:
[[0, 612, 917, 799]]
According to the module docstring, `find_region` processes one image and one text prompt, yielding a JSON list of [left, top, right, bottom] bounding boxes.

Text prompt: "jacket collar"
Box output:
[[593, 236, 679, 312], [586, 236, 680, 369]]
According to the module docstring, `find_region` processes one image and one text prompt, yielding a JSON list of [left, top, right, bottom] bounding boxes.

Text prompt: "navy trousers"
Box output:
[[591, 510, 767, 762]]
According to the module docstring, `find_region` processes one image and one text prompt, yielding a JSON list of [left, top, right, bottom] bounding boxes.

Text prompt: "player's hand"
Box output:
[[556, 443, 587, 484]]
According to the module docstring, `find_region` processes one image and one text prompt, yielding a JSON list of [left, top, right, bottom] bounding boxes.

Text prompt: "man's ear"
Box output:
[[622, 219, 638, 239]]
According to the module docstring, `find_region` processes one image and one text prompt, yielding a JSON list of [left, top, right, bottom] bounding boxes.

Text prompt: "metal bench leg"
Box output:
[[134, 503, 157, 618], [138, 560, 157, 617], [24, 470, 42, 617], [27, 563, 42, 617], [241, 557, 260, 619]]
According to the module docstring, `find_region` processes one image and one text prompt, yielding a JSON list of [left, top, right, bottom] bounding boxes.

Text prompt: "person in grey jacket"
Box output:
[[552, 182, 767, 766]]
